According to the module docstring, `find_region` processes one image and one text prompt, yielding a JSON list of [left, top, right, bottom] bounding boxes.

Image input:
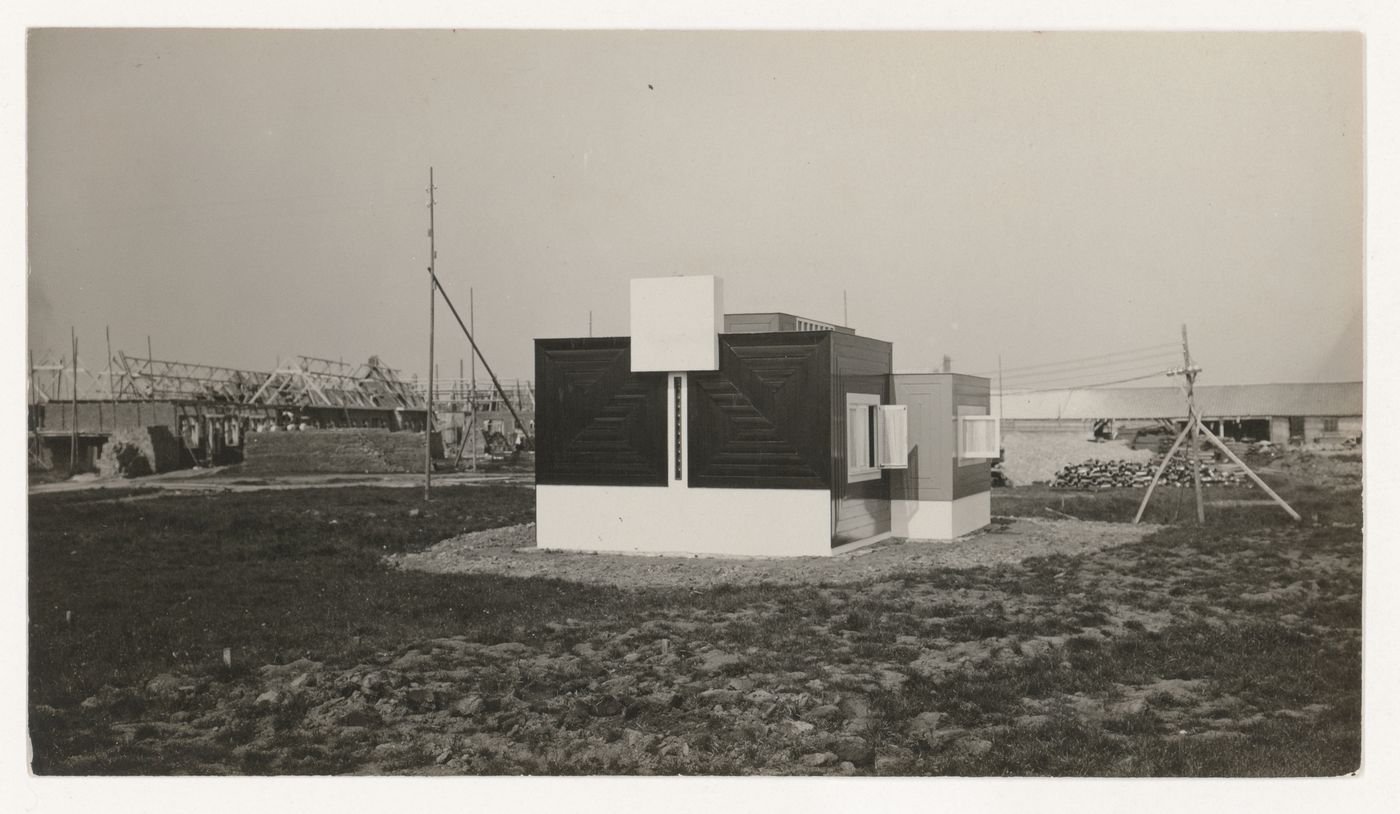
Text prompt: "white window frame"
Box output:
[[957, 406, 1000, 464], [846, 392, 881, 483]]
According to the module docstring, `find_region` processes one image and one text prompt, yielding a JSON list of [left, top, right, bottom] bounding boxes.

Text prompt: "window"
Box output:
[[847, 393, 881, 483], [673, 376, 683, 480], [1323, 418, 1339, 433], [957, 406, 1000, 463], [848, 396, 909, 480]]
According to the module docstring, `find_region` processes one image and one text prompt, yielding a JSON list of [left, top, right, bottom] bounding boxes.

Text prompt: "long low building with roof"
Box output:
[[992, 381, 1362, 446]]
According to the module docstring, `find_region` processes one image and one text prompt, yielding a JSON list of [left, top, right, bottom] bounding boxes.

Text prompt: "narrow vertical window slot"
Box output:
[[674, 375, 683, 480]]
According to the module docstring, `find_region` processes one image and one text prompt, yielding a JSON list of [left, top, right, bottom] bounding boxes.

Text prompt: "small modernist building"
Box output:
[[534, 276, 999, 557]]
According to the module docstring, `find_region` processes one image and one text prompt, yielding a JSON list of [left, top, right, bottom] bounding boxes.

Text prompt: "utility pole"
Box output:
[[843, 290, 849, 327], [147, 335, 152, 361], [106, 326, 115, 427], [1181, 325, 1205, 523], [70, 327, 78, 476], [425, 167, 437, 501], [469, 288, 476, 391], [588, 310, 593, 338], [469, 287, 477, 470], [997, 353, 1004, 426]]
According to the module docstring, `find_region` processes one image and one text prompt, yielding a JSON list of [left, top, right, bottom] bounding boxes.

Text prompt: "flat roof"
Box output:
[[723, 312, 856, 335]]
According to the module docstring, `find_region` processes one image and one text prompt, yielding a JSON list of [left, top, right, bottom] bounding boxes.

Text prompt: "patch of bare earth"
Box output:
[[40, 480, 1359, 775]]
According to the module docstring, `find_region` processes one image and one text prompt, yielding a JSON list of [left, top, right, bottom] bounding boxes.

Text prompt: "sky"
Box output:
[[26, 30, 1363, 389]]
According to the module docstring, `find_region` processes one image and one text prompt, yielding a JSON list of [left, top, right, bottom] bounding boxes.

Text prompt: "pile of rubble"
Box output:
[[1051, 457, 1250, 490]]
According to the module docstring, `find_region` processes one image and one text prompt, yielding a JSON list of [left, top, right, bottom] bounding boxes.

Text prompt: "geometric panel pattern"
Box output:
[[534, 338, 667, 486], [688, 332, 832, 490]]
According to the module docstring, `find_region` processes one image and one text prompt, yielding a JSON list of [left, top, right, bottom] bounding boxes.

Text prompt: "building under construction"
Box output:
[[415, 377, 536, 463], [28, 351, 432, 473]]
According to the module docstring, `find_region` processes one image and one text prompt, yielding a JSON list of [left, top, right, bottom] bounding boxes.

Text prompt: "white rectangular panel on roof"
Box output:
[[629, 275, 723, 372]]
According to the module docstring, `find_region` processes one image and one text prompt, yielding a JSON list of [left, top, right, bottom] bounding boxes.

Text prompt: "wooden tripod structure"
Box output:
[[1132, 326, 1300, 525]]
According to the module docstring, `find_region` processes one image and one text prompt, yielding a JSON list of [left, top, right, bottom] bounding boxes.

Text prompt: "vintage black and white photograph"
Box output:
[[17, 13, 1383, 797]]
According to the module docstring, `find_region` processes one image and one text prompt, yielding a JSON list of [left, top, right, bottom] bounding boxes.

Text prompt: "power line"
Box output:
[[1000, 363, 1180, 391], [975, 349, 1181, 380], [998, 360, 1179, 387], [997, 356, 1181, 387], [969, 343, 1180, 377], [999, 369, 1173, 392], [997, 369, 1172, 394]]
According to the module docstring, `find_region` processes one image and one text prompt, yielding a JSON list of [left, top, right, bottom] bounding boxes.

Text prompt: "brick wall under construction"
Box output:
[[241, 429, 441, 475]]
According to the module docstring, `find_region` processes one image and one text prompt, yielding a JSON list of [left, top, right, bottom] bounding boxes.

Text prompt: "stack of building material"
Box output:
[[1051, 459, 1155, 490], [1051, 457, 1250, 490]]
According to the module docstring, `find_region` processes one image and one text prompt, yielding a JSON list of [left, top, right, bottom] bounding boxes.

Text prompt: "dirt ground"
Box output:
[[1254, 451, 1363, 491], [389, 518, 1159, 589], [28, 454, 1362, 776], [28, 467, 532, 495]]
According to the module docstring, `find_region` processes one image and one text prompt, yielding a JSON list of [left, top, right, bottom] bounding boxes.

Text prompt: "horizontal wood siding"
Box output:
[[952, 374, 992, 499], [535, 338, 668, 486], [831, 332, 894, 546], [687, 332, 832, 490]]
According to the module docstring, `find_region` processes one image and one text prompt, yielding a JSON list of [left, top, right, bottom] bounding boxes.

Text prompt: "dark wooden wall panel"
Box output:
[[688, 332, 832, 490], [830, 332, 894, 546], [535, 338, 667, 486]]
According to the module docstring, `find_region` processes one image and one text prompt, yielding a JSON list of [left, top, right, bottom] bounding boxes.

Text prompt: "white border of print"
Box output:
[[2, 3, 1396, 814]]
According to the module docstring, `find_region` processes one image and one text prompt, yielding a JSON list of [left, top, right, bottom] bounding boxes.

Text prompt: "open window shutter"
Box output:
[[876, 405, 908, 469], [958, 415, 1001, 459]]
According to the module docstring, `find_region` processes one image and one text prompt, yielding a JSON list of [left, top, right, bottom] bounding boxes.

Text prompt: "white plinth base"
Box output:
[[891, 492, 991, 540], [536, 484, 834, 557]]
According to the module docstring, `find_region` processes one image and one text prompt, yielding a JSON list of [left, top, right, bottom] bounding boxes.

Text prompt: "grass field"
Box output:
[[28, 469, 1361, 775]]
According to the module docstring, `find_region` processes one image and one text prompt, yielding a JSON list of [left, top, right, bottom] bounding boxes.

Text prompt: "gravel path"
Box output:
[[388, 517, 1161, 589]]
